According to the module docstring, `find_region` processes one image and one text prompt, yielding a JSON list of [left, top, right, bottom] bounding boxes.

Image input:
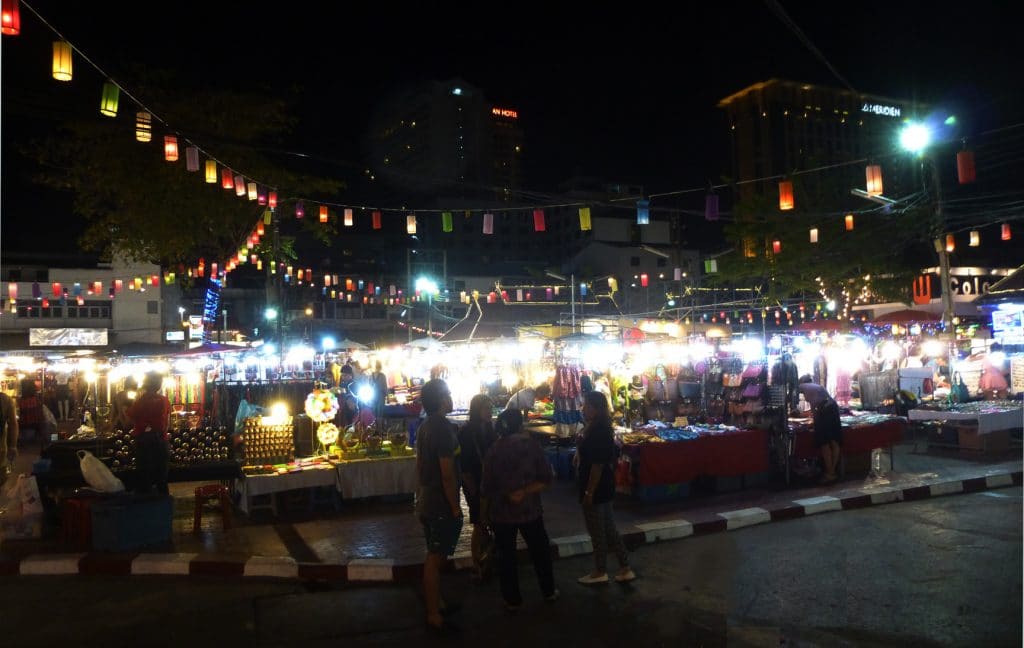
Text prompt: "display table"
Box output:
[[235, 466, 338, 515], [790, 414, 907, 461], [625, 427, 770, 487], [908, 401, 1023, 434], [334, 455, 417, 499]]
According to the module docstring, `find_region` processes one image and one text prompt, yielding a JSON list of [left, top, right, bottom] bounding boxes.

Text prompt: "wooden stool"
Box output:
[[193, 484, 233, 532]]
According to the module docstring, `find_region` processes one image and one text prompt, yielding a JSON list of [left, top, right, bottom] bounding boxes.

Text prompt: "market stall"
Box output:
[[908, 400, 1022, 452], [789, 413, 907, 464]]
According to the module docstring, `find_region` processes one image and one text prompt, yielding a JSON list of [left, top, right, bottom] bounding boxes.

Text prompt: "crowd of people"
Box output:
[[414, 377, 636, 635]]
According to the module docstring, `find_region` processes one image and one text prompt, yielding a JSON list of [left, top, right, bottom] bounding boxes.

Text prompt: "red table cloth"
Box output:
[[792, 417, 906, 460], [628, 427, 769, 486]]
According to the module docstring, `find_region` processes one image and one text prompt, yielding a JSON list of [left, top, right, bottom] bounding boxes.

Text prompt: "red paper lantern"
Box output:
[[1002, 223, 1012, 241], [372, 210, 382, 229], [533, 209, 546, 232], [957, 150, 976, 184], [164, 136, 179, 162], [772, 239, 782, 254], [2, 0, 21, 36], [268, 191, 277, 209], [51, 282, 61, 297], [221, 169, 234, 190], [640, 273, 649, 287], [778, 181, 794, 210]]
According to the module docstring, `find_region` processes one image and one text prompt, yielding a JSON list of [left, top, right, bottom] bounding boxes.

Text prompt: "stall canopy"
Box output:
[[795, 319, 845, 332], [335, 338, 369, 350], [872, 309, 940, 324]]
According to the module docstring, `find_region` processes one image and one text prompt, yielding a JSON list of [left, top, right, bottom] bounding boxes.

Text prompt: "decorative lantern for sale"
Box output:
[[809, 227, 819, 243], [305, 389, 339, 423], [533, 209, 545, 232], [220, 169, 233, 190], [865, 164, 883, 196], [957, 150, 976, 184], [234, 175, 246, 197], [345, 208, 354, 227], [845, 214, 854, 231], [135, 111, 152, 142], [636, 199, 650, 225], [372, 210, 382, 229], [319, 205, 329, 223], [772, 239, 782, 254], [52, 40, 73, 81], [247, 182, 257, 201], [2, 0, 21, 35], [185, 145, 199, 171], [945, 234, 955, 252], [100, 81, 119, 117], [778, 180, 794, 210], [578, 206, 592, 231], [441, 211, 452, 232], [406, 213, 417, 234], [482, 212, 494, 234], [705, 193, 719, 221], [969, 230, 980, 247], [1002, 223, 1012, 241], [205, 160, 217, 183]]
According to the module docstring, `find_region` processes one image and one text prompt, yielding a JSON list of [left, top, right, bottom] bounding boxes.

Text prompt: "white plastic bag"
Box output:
[[78, 449, 125, 493], [18, 474, 44, 515]]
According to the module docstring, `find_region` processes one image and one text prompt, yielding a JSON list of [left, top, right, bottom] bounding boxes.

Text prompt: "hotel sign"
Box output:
[[491, 107, 518, 119], [861, 103, 901, 118]]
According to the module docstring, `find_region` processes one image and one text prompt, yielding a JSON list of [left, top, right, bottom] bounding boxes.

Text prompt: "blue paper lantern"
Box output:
[[636, 200, 650, 225]]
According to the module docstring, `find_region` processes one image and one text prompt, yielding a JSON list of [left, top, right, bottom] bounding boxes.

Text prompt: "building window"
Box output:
[[101, 307, 110, 318], [147, 300, 159, 315], [89, 307, 100, 318], [656, 258, 667, 268], [67, 307, 77, 318], [51, 307, 63, 318]]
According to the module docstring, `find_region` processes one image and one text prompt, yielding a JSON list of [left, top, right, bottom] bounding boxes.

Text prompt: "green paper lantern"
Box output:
[[442, 211, 453, 233], [100, 81, 119, 117]]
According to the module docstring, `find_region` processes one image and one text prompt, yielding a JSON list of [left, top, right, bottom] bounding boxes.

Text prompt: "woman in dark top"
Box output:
[[481, 408, 558, 610], [577, 391, 635, 585], [457, 394, 497, 582]]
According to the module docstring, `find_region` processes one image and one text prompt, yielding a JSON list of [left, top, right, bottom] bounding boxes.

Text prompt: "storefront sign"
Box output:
[[165, 330, 185, 341], [861, 103, 901, 117], [29, 328, 108, 347], [1011, 357, 1024, 394], [491, 107, 518, 119]]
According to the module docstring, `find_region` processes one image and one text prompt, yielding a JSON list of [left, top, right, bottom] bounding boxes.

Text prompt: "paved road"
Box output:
[[2, 488, 1020, 647]]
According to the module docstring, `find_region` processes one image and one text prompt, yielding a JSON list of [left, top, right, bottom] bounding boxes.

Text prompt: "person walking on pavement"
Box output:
[[414, 379, 463, 635], [481, 408, 559, 611], [457, 394, 498, 583], [577, 390, 636, 585]]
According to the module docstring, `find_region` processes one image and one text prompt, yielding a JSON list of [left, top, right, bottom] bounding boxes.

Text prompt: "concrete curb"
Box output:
[[2, 469, 1020, 581]]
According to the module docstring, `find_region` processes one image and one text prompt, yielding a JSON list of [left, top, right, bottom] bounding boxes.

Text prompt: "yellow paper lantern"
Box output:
[[865, 164, 883, 196], [205, 160, 217, 183], [52, 41, 73, 81], [579, 206, 592, 231], [135, 111, 152, 142], [247, 182, 257, 201]]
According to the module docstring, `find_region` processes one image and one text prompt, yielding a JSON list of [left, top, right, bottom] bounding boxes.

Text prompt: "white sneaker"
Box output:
[[577, 573, 609, 585], [615, 568, 637, 583]]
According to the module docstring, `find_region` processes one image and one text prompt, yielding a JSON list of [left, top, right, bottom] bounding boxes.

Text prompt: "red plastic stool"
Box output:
[[193, 484, 233, 533]]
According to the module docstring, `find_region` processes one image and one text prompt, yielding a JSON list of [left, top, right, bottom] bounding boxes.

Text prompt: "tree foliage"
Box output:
[[708, 171, 936, 310], [27, 73, 343, 267]]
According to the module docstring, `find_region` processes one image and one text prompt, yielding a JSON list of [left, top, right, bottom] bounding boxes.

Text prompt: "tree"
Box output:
[[27, 73, 343, 269], [708, 169, 934, 315]]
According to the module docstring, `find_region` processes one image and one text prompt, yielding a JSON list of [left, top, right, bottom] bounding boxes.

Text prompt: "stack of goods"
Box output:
[[170, 425, 232, 464], [241, 417, 295, 465]]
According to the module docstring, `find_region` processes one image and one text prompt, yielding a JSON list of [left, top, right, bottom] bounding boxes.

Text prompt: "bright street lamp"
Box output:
[[264, 307, 278, 321], [415, 276, 439, 335], [899, 122, 931, 154]]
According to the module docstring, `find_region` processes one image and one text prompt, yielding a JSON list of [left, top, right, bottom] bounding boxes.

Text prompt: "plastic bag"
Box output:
[[78, 449, 125, 493], [5, 473, 44, 517]]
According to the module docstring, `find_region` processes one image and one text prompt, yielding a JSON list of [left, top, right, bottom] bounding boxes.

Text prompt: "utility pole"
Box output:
[[929, 156, 955, 334]]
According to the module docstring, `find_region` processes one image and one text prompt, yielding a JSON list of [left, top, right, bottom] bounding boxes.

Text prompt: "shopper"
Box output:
[[0, 391, 19, 488], [577, 390, 635, 585], [798, 376, 843, 484], [457, 394, 498, 583], [111, 377, 138, 431], [414, 378, 463, 635], [126, 372, 171, 495], [504, 381, 552, 417], [481, 408, 559, 610]]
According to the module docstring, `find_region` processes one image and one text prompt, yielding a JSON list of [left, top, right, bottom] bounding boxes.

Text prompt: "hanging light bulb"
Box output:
[[135, 111, 152, 142], [52, 40, 73, 81]]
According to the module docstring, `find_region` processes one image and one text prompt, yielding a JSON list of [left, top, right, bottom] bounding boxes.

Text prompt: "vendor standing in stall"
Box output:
[[504, 382, 551, 419], [126, 372, 171, 495], [798, 376, 842, 484]]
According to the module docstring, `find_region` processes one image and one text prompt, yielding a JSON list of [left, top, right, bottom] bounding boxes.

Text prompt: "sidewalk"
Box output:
[[2, 440, 1020, 581]]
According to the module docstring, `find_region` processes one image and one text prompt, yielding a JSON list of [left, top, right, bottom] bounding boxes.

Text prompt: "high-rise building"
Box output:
[[718, 79, 925, 202], [365, 79, 524, 199]]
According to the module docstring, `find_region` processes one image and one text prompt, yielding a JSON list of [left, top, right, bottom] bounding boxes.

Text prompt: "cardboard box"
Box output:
[[958, 427, 1009, 454]]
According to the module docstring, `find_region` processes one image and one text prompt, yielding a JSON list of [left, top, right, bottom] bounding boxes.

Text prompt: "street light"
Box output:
[[415, 276, 439, 335], [899, 119, 954, 333], [545, 270, 575, 332]]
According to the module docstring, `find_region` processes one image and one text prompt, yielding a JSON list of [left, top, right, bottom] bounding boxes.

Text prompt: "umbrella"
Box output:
[[872, 309, 940, 324], [795, 319, 845, 332]]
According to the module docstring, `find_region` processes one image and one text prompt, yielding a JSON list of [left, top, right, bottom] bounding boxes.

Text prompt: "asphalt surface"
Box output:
[[2, 487, 1019, 647]]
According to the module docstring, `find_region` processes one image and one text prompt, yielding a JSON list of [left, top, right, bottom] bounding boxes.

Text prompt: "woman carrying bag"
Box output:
[[577, 390, 636, 585], [457, 394, 498, 583], [481, 408, 559, 611]]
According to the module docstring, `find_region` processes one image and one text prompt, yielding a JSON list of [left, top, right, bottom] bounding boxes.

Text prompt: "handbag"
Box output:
[[741, 383, 764, 400], [950, 372, 970, 403], [741, 364, 762, 380]]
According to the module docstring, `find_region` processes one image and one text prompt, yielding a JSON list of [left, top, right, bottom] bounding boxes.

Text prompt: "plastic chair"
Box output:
[[193, 484, 233, 532]]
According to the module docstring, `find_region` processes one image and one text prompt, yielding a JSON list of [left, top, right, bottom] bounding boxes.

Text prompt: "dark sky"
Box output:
[[2, 1, 1022, 250]]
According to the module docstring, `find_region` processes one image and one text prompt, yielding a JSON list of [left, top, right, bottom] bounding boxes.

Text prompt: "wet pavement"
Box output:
[[2, 436, 1021, 572]]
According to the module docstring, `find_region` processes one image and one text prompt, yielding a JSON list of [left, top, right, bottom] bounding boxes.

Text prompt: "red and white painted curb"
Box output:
[[2, 470, 1019, 581]]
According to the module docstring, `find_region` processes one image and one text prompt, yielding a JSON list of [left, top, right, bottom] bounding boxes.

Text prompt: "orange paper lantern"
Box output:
[[163, 135, 179, 162], [865, 164, 883, 196], [957, 150, 976, 184], [778, 181, 794, 210], [319, 205, 329, 223], [845, 214, 854, 231]]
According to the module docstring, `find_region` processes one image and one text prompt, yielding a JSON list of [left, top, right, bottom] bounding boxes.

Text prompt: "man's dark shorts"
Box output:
[[813, 400, 843, 447], [421, 515, 463, 556]]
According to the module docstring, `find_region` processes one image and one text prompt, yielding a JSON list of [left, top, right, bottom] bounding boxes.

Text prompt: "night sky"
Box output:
[[2, 1, 1021, 253]]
